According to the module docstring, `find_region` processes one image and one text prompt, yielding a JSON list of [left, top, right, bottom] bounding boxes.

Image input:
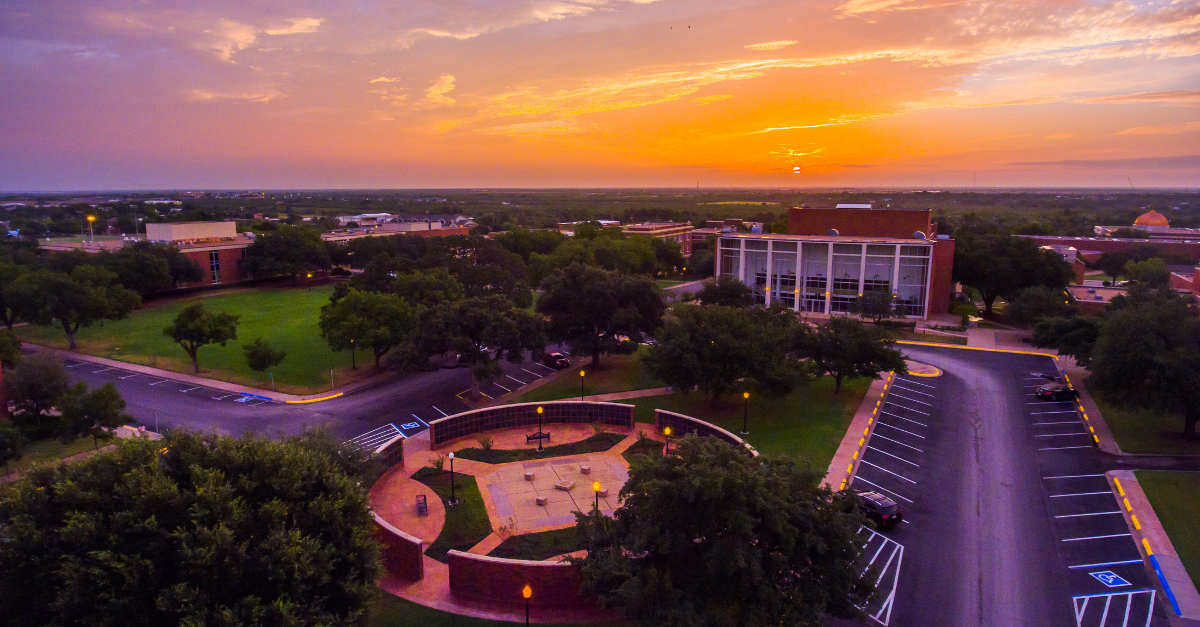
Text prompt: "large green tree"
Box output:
[[163, 302, 241, 373], [239, 225, 331, 281], [537, 264, 665, 368], [425, 294, 545, 397], [1004, 286, 1077, 324], [3, 353, 71, 439], [0, 430, 381, 627], [642, 305, 809, 403], [319, 288, 418, 370], [952, 229, 1074, 313], [695, 276, 755, 308], [8, 266, 141, 349], [58, 382, 130, 449], [572, 435, 873, 627], [1032, 315, 1100, 367], [799, 317, 908, 393], [0, 262, 27, 330], [100, 241, 205, 294]]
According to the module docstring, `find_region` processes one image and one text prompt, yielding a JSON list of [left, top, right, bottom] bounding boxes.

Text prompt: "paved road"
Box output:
[[860, 345, 1172, 627]]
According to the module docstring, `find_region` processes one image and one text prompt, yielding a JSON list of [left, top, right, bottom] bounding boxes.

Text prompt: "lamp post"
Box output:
[[86, 215, 95, 241], [741, 391, 750, 435], [448, 452, 456, 505], [350, 338, 355, 369], [522, 584, 532, 625], [537, 406, 544, 452], [579, 370, 586, 401], [663, 426, 671, 452], [593, 481, 602, 516]]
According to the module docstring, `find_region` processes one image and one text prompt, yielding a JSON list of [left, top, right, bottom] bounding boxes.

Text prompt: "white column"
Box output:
[[857, 243, 867, 299], [738, 240, 746, 283], [765, 244, 773, 306], [824, 241, 834, 314], [891, 244, 902, 315]]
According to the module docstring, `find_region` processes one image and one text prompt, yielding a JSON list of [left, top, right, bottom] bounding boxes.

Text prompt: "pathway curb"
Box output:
[[822, 373, 894, 491]]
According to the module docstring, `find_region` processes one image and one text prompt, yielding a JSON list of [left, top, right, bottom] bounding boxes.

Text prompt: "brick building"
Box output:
[[716, 205, 955, 319], [622, 222, 695, 255]]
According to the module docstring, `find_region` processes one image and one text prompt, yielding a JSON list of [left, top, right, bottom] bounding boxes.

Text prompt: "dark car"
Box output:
[[856, 491, 903, 529], [543, 352, 570, 369], [1036, 382, 1078, 401]]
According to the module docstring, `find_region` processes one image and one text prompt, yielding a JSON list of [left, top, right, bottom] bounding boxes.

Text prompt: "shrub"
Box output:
[[476, 435, 494, 451]]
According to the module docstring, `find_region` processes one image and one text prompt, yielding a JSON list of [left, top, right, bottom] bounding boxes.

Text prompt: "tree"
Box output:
[[0, 430, 381, 627], [0, 425, 24, 476], [239, 225, 331, 281], [59, 383, 130, 449], [1004, 286, 1077, 324], [1032, 315, 1100, 367], [572, 435, 873, 627], [1123, 258, 1170, 288], [3, 353, 70, 439], [642, 305, 809, 403], [242, 337, 287, 373], [1088, 292, 1200, 436], [162, 302, 240, 373], [952, 229, 1074, 313], [319, 289, 417, 370], [800, 317, 908, 393], [424, 295, 545, 397], [850, 289, 901, 324], [0, 262, 27, 330], [102, 241, 204, 294], [8, 266, 141, 349], [695, 276, 755, 308], [537, 264, 665, 369], [390, 267, 464, 307]]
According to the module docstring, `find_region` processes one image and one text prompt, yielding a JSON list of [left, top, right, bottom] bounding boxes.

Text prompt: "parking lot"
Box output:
[[63, 359, 274, 406]]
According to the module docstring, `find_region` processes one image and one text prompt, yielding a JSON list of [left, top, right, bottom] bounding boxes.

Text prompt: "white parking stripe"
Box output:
[[93, 367, 114, 373], [1044, 474, 1106, 480], [212, 394, 235, 400], [1055, 511, 1123, 519], [866, 447, 919, 467], [1028, 401, 1074, 406], [880, 411, 928, 428], [493, 382, 511, 392], [1062, 533, 1132, 542], [65, 362, 85, 368], [432, 406, 448, 417], [521, 368, 541, 377], [1049, 491, 1113, 497], [883, 402, 930, 416], [890, 384, 933, 397], [1035, 432, 1089, 437], [876, 422, 926, 439], [506, 375, 527, 385], [1039, 445, 1092, 450], [148, 380, 170, 385], [1034, 421, 1081, 426], [179, 387, 200, 392], [1031, 410, 1079, 415], [859, 460, 917, 484], [870, 433, 924, 453], [852, 476, 913, 503], [895, 377, 934, 388], [888, 393, 931, 406], [1068, 559, 1145, 570], [119, 373, 140, 379]]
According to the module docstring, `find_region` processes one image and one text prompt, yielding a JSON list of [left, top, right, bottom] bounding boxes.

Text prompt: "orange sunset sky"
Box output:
[[1, 0, 1198, 190]]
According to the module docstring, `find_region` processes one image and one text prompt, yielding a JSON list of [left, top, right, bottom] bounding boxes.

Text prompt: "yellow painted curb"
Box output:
[[896, 340, 1059, 358], [286, 392, 344, 404], [907, 367, 942, 377]]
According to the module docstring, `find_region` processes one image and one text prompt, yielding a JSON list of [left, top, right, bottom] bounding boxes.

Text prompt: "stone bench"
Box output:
[[554, 480, 575, 491], [579, 464, 591, 474], [524, 470, 535, 481], [535, 495, 548, 506]]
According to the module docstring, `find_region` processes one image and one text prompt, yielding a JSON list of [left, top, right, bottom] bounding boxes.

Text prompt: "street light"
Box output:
[[663, 426, 672, 452], [537, 406, 544, 452], [86, 215, 95, 241], [448, 452, 456, 505], [579, 370, 586, 401], [350, 338, 355, 369], [593, 481, 602, 515], [522, 584, 532, 626], [741, 391, 750, 435]]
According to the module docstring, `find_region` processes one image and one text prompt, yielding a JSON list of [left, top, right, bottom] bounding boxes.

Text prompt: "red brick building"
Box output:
[[716, 205, 955, 319]]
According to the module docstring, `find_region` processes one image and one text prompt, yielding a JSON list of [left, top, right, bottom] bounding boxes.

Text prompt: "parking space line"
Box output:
[[521, 368, 541, 377], [895, 377, 934, 388], [883, 402, 930, 416], [493, 382, 511, 392], [93, 367, 114, 373], [65, 362, 85, 368], [1031, 410, 1080, 415], [1045, 474, 1106, 480], [879, 410, 927, 427], [890, 385, 933, 397], [1034, 421, 1082, 425], [179, 386, 200, 392], [246, 400, 268, 406], [1068, 559, 1145, 570], [212, 394, 236, 400], [148, 379, 170, 385], [1028, 401, 1075, 406], [1055, 511, 1123, 519], [506, 375, 527, 385], [1035, 432, 1089, 437], [1062, 533, 1132, 542], [888, 393, 930, 406], [432, 405, 448, 417], [852, 476, 913, 503], [859, 460, 917, 483], [866, 446, 919, 467], [119, 373, 140, 379], [875, 422, 926, 439], [870, 433, 924, 452], [1039, 445, 1093, 450], [1050, 491, 1114, 497]]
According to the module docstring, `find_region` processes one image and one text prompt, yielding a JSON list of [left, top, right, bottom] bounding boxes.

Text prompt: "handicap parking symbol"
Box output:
[[234, 396, 252, 403], [400, 422, 421, 430], [1089, 571, 1132, 588]]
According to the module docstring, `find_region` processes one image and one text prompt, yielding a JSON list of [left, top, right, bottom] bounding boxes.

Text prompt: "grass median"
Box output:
[[369, 593, 621, 627], [451, 432, 626, 464], [14, 285, 365, 394], [488, 526, 582, 561], [1134, 471, 1200, 585], [1094, 396, 1200, 456]]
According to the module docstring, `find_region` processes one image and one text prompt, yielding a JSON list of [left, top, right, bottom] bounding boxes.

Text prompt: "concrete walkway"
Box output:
[[965, 327, 997, 348], [23, 342, 396, 402], [823, 373, 896, 490]]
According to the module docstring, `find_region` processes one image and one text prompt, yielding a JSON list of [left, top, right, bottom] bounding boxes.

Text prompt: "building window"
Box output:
[[209, 250, 221, 284]]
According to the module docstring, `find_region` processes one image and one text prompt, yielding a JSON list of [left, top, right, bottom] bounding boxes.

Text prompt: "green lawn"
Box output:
[[4, 435, 108, 476], [1094, 396, 1200, 456], [1086, 273, 1116, 282], [369, 593, 621, 627], [621, 436, 664, 465], [515, 349, 663, 403], [891, 331, 968, 345], [489, 527, 582, 561], [654, 279, 687, 289], [1135, 471, 1200, 585], [623, 376, 870, 469], [451, 432, 626, 464], [14, 286, 362, 394], [412, 467, 493, 562]]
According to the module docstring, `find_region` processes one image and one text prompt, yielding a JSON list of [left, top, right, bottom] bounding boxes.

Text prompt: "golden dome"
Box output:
[[1133, 210, 1169, 227]]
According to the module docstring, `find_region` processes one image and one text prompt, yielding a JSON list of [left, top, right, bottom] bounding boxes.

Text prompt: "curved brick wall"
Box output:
[[429, 401, 634, 448], [655, 409, 759, 457], [446, 550, 589, 608], [373, 513, 424, 582], [374, 434, 404, 467]]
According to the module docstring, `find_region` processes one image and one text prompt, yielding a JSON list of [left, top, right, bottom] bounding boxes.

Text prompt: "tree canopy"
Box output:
[[572, 435, 873, 627], [425, 294, 545, 397], [243, 337, 287, 373], [849, 289, 901, 324], [163, 302, 241, 373], [537, 263, 665, 368], [1004, 286, 1077, 324], [952, 229, 1074, 313], [0, 430, 381, 627], [319, 288, 418, 370], [695, 276, 755, 308], [239, 225, 331, 280], [799, 317, 908, 393], [3, 353, 71, 439], [8, 266, 141, 349]]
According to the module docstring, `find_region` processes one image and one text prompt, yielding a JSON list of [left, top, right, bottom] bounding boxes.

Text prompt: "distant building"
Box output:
[[321, 221, 470, 244], [622, 222, 695, 255], [1093, 210, 1200, 239], [1022, 209, 1200, 267], [716, 205, 955, 319], [557, 220, 621, 235]]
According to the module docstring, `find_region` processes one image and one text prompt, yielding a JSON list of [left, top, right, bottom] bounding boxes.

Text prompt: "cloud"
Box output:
[[1083, 90, 1200, 104], [425, 74, 456, 105], [489, 119, 585, 137], [204, 19, 258, 62], [187, 86, 282, 103], [263, 18, 324, 36], [1046, 133, 1075, 139], [1006, 155, 1200, 169], [1116, 121, 1200, 135], [369, 76, 403, 84], [694, 94, 733, 104], [745, 40, 797, 51]]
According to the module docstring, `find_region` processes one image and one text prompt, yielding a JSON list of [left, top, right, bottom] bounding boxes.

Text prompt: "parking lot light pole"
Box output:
[[741, 391, 750, 435], [350, 338, 355, 369], [86, 215, 95, 241], [593, 481, 601, 516], [663, 426, 671, 452], [537, 406, 544, 451], [522, 585, 532, 625]]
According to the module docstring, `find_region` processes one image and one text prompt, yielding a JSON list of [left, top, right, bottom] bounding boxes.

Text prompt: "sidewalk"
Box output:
[[24, 343, 396, 402], [823, 373, 895, 490]]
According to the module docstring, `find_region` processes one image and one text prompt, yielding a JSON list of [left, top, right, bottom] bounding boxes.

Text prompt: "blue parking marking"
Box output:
[[1090, 571, 1132, 588]]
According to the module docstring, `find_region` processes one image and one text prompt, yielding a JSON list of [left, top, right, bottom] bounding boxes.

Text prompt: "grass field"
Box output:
[[890, 330, 969, 345], [4, 435, 107, 476], [515, 349, 662, 403], [14, 285, 366, 394], [452, 432, 626, 464], [412, 467, 493, 562], [489, 526, 582, 561], [368, 593, 621, 627], [1093, 396, 1199, 456], [1135, 471, 1200, 585]]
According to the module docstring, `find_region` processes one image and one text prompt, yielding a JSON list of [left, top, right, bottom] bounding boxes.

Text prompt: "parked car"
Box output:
[[855, 491, 903, 529], [1036, 382, 1078, 401], [543, 352, 570, 369]]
